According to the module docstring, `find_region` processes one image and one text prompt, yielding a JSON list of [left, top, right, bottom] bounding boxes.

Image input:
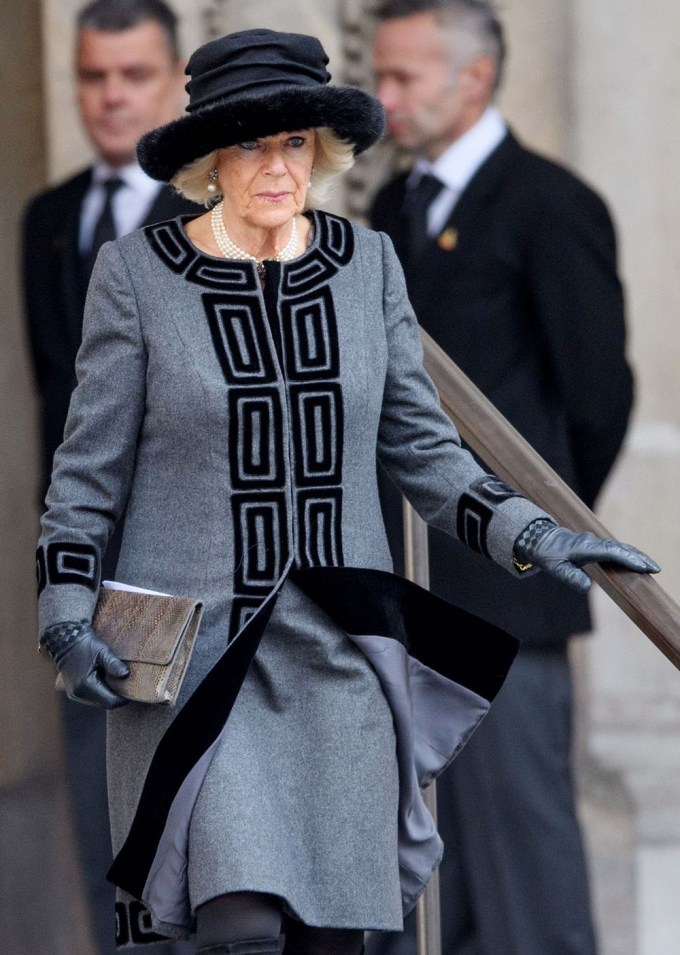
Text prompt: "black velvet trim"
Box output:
[[232, 492, 289, 594], [456, 477, 522, 558], [469, 475, 524, 504], [46, 541, 99, 591], [317, 213, 354, 266], [456, 492, 493, 558], [115, 900, 167, 946], [186, 258, 256, 291], [228, 388, 286, 489], [281, 248, 338, 296], [204, 292, 276, 384], [281, 286, 340, 381], [36, 546, 47, 596], [146, 213, 354, 298], [107, 593, 278, 899], [290, 383, 344, 488], [145, 221, 195, 274], [296, 489, 344, 567], [291, 566, 519, 702], [229, 596, 266, 641], [145, 219, 258, 291]]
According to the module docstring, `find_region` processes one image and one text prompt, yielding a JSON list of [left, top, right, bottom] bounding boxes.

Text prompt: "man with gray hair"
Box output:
[[369, 1, 633, 952], [23, 1, 198, 951]]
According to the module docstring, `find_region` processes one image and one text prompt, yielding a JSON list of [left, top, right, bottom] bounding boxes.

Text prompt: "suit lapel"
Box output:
[[406, 131, 522, 298], [49, 175, 198, 377], [443, 130, 521, 231], [59, 170, 92, 360]]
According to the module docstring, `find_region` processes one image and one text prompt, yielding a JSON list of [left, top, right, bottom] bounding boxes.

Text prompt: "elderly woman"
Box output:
[[37, 28, 658, 955]]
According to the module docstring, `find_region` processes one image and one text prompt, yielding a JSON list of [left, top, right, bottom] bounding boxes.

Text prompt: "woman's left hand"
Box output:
[[513, 519, 661, 593]]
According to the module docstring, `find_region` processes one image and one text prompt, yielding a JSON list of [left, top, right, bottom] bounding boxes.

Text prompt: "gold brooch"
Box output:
[[437, 228, 458, 251]]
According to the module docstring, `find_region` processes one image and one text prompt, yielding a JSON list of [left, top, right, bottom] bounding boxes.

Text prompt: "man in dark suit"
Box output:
[[23, 2, 199, 951], [367, 2, 633, 953]]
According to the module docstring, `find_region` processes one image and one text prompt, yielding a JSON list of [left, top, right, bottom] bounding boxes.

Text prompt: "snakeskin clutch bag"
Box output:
[[56, 587, 203, 705]]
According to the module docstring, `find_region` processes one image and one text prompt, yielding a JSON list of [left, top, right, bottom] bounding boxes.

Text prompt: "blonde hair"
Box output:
[[170, 128, 355, 208]]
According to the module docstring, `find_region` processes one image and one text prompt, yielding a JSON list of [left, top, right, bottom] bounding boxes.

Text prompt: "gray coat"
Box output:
[[37, 211, 547, 937]]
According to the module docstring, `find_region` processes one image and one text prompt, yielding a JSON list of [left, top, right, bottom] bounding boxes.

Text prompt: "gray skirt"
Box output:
[[186, 580, 403, 931]]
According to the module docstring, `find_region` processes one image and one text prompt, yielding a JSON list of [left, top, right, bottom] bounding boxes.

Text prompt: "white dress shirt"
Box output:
[[79, 161, 163, 254], [408, 106, 507, 237]]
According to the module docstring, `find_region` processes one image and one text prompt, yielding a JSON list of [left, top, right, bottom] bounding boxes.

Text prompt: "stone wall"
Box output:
[[0, 0, 48, 795], [0, 1, 94, 951]]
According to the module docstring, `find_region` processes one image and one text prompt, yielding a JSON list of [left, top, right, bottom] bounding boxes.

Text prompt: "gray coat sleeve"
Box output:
[[374, 231, 549, 574], [37, 242, 146, 632]]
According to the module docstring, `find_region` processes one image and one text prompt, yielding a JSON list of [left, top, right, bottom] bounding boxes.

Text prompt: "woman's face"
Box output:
[[215, 130, 316, 230]]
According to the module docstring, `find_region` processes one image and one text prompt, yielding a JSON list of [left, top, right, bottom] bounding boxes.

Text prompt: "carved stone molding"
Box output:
[[340, 0, 399, 221]]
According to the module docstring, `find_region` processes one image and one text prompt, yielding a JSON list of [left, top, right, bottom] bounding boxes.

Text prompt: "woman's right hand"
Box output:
[[40, 621, 130, 708], [513, 520, 661, 593]]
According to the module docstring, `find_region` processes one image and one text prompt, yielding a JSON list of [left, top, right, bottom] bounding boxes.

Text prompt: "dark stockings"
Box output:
[[196, 891, 283, 951], [195, 891, 364, 955], [284, 919, 364, 955]]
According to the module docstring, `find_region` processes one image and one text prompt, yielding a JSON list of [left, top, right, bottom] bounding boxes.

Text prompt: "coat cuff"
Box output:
[[430, 476, 552, 577], [36, 542, 100, 634]]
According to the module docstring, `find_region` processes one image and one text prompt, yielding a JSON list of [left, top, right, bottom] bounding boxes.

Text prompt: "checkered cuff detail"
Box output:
[[39, 620, 90, 662], [513, 518, 558, 565]]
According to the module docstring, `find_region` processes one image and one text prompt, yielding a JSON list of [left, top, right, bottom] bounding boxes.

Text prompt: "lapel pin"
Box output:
[[437, 227, 458, 251]]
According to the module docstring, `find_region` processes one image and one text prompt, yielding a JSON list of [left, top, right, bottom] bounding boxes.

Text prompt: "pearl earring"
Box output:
[[207, 168, 219, 194]]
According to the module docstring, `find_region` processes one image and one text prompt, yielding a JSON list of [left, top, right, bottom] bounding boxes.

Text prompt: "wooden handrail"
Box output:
[[420, 328, 680, 670]]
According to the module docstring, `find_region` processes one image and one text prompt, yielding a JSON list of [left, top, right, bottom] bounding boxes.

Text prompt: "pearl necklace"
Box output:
[[210, 200, 298, 278]]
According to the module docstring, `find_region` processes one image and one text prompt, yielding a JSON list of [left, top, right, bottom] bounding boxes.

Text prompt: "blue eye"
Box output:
[[238, 140, 258, 150], [288, 136, 305, 147]]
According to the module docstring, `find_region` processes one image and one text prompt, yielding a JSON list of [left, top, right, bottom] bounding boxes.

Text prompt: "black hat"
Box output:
[[138, 28, 386, 182]]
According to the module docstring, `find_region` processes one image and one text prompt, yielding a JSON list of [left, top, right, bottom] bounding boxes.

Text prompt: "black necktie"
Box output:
[[401, 173, 444, 264], [85, 177, 123, 277]]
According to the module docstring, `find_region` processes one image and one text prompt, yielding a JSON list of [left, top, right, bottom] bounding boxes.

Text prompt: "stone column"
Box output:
[[497, 0, 573, 159], [572, 3, 680, 953]]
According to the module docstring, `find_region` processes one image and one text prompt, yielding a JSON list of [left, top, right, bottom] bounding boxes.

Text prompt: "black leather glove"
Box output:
[[40, 620, 130, 708], [514, 518, 661, 594]]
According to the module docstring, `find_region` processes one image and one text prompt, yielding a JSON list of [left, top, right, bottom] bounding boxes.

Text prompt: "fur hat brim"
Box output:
[[138, 85, 385, 182]]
